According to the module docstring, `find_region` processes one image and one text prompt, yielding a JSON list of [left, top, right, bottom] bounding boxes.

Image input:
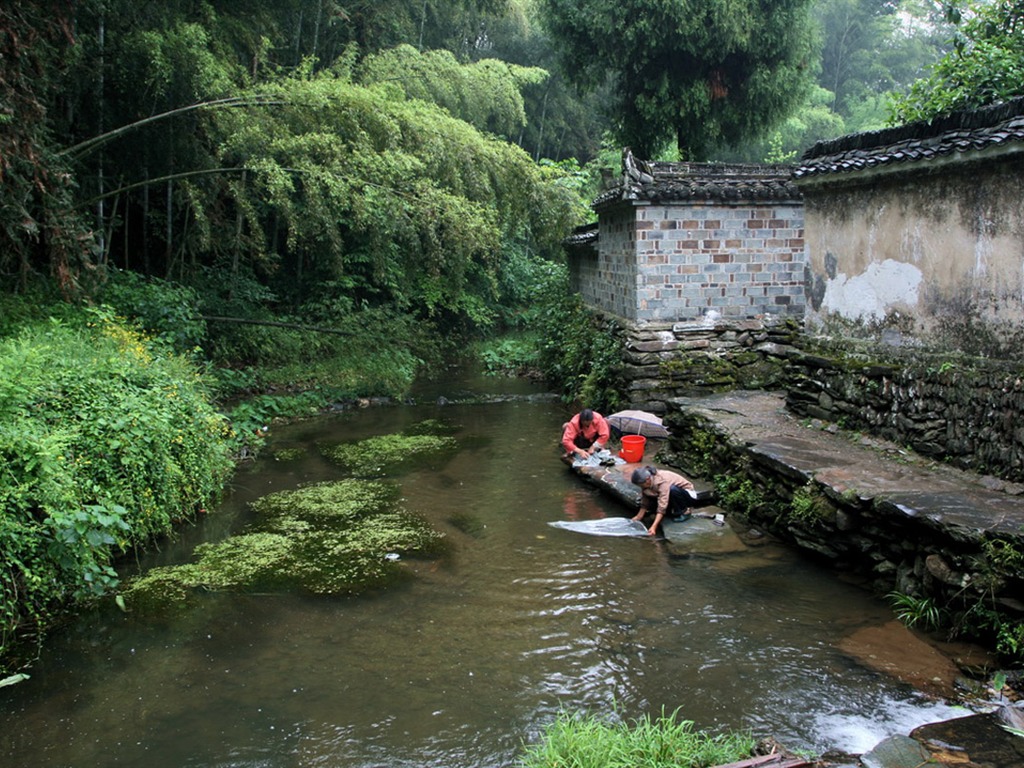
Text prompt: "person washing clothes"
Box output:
[[560, 408, 611, 464], [630, 465, 696, 536]]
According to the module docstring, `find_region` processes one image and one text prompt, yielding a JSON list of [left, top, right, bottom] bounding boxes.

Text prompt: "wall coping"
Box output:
[[794, 96, 1024, 185], [593, 155, 802, 211]]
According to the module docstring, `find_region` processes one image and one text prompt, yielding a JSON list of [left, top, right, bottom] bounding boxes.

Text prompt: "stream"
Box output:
[[0, 369, 969, 767]]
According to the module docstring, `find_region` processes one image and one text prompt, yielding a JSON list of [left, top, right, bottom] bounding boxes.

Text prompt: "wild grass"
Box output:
[[519, 708, 755, 768]]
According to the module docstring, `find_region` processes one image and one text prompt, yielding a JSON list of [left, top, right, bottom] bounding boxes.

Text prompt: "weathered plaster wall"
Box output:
[[801, 155, 1024, 350]]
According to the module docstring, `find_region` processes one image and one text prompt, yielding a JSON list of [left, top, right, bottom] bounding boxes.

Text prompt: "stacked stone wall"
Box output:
[[785, 351, 1024, 483], [609, 311, 1024, 483], [660, 401, 1024, 634], [613, 316, 799, 413]]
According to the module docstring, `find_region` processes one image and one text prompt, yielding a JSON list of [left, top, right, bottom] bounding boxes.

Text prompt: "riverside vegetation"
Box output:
[[0, 258, 618, 680]]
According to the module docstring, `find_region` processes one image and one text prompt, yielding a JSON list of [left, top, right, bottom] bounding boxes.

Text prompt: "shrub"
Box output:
[[0, 308, 233, 672]]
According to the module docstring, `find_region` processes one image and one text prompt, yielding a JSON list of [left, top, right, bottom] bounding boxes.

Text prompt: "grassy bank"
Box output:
[[0, 308, 234, 674]]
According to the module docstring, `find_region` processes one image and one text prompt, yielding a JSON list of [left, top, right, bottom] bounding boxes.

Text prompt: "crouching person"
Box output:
[[560, 408, 611, 464], [630, 465, 695, 536]]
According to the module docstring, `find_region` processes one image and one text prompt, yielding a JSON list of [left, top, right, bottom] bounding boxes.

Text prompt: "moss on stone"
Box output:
[[121, 479, 446, 611]]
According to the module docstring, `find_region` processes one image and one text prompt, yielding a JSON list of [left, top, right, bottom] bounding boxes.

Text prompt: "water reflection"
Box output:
[[0, 392, 969, 767]]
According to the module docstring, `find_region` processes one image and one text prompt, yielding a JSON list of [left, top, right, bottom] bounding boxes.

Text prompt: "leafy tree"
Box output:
[[198, 62, 580, 333], [472, 0, 608, 162], [0, 2, 91, 294], [889, 0, 1024, 123], [537, 0, 818, 160], [816, 0, 952, 122], [357, 44, 547, 139], [714, 85, 847, 163]]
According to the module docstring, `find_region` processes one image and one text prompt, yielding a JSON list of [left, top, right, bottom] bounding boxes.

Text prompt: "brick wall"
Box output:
[[575, 208, 638, 319], [634, 202, 806, 322]]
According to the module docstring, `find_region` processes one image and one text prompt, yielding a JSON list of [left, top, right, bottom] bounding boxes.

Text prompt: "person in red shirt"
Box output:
[[630, 465, 696, 536], [560, 408, 611, 463]]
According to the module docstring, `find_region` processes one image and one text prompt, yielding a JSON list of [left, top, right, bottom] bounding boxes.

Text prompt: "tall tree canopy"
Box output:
[[537, 0, 818, 159]]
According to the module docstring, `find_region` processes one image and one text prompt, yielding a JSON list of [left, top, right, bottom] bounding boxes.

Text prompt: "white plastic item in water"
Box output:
[[548, 518, 649, 537]]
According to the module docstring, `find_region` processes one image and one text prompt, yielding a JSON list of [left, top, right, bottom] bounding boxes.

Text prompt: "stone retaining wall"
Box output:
[[618, 316, 798, 413], [658, 395, 1024, 653], [785, 352, 1024, 484], [612, 310, 1024, 484]]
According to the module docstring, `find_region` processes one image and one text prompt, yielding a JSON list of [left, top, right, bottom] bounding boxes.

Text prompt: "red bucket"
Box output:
[[619, 434, 646, 463]]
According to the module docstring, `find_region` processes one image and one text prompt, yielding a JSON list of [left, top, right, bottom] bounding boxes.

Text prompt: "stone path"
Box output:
[[668, 390, 1024, 537]]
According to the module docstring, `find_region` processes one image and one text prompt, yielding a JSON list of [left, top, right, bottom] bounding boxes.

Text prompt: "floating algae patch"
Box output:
[[404, 418, 459, 436], [271, 446, 305, 461], [250, 478, 397, 524], [121, 479, 446, 612], [320, 431, 457, 477]]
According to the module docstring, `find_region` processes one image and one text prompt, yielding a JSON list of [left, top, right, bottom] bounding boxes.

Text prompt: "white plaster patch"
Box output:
[[822, 259, 923, 321]]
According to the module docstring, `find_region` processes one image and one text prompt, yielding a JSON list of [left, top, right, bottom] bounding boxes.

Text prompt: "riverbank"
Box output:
[[650, 390, 1024, 767]]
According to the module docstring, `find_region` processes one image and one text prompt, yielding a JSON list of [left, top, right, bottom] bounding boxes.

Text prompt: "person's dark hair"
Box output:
[[579, 408, 594, 424], [630, 466, 658, 485]]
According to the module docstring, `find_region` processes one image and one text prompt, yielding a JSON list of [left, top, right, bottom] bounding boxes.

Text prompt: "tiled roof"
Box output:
[[795, 96, 1024, 181], [594, 161, 800, 210], [564, 222, 598, 248]]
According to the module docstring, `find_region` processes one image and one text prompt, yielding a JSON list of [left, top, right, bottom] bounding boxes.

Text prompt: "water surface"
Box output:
[[0, 375, 967, 767]]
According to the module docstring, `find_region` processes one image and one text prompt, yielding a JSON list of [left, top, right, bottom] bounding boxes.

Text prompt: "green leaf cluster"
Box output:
[[889, 0, 1024, 124], [524, 261, 624, 411], [538, 0, 818, 159], [0, 308, 233, 670], [358, 44, 548, 139]]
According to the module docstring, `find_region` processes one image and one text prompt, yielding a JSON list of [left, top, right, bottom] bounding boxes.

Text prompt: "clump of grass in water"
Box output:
[[122, 479, 446, 610], [320, 424, 458, 477], [519, 708, 755, 768]]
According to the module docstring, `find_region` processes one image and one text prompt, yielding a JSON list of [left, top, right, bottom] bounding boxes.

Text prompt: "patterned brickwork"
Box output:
[[570, 162, 807, 324], [633, 202, 805, 322]]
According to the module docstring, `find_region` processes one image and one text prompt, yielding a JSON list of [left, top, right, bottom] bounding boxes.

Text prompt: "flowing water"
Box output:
[[1, 370, 968, 767]]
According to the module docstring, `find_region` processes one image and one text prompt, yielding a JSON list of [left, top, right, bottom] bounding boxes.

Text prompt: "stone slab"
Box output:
[[670, 390, 1024, 541]]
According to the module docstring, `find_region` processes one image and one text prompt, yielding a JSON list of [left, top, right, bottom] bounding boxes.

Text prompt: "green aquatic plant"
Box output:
[[788, 484, 834, 525], [121, 479, 446, 609], [404, 418, 459, 436], [321, 432, 457, 476], [250, 479, 395, 523], [519, 707, 756, 768], [271, 447, 305, 461], [447, 510, 487, 538]]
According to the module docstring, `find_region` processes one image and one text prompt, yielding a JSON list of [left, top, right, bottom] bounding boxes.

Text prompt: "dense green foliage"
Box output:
[[0, 310, 233, 668], [519, 709, 756, 768], [2, 1, 588, 338], [889, 0, 1024, 123], [482, 260, 625, 412], [537, 0, 819, 159]]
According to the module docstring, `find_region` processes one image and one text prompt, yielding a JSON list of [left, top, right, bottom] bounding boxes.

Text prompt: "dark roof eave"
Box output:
[[795, 97, 1024, 181]]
